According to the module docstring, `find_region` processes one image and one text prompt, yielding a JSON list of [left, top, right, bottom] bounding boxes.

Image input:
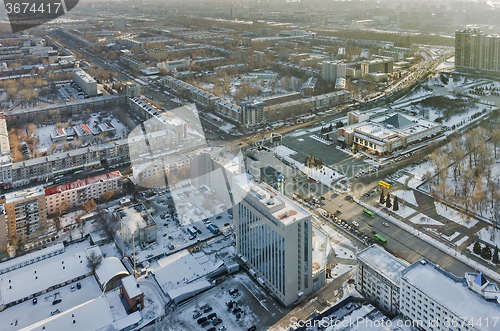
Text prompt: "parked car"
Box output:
[[383, 222, 390, 227], [32, 298, 37, 305], [203, 306, 213, 313], [51, 309, 61, 316], [207, 313, 217, 320], [218, 327, 227, 331], [193, 311, 202, 319], [52, 299, 62, 305], [352, 221, 359, 227], [207, 328, 216, 331], [71, 285, 75, 292], [213, 318, 223, 326], [197, 317, 208, 325], [201, 321, 210, 328]]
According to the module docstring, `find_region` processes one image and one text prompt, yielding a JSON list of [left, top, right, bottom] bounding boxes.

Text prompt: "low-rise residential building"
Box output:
[[121, 275, 144, 312], [44, 171, 123, 214], [50, 128, 67, 142], [4, 186, 47, 239], [156, 58, 191, 71], [98, 123, 116, 136], [356, 245, 409, 316], [119, 56, 145, 69], [74, 123, 96, 141]]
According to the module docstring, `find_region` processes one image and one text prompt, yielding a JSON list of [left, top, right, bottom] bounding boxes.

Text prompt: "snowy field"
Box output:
[[434, 202, 478, 228], [404, 161, 434, 180], [408, 213, 442, 226], [392, 189, 418, 206]]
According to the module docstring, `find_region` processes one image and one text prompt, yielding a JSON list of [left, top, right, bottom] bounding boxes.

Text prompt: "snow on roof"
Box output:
[[121, 275, 142, 298], [18, 297, 114, 331], [357, 245, 409, 285], [95, 257, 129, 289], [154, 250, 217, 294], [402, 259, 500, 331], [0, 243, 64, 275], [167, 279, 212, 302], [45, 171, 122, 196], [0, 245, 91, 305], [233, 173, 310, 226], [113, 311, 142, 330]]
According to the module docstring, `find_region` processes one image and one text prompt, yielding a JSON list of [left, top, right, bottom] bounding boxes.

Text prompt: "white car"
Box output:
[[352, 221, 359, 227], [383, 222, 390, 227]]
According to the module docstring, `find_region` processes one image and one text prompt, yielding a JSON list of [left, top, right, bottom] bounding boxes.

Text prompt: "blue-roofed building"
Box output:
[[400, 259, 500, 331]]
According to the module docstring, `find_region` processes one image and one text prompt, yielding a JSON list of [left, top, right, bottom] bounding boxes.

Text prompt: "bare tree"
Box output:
[[86, 250, 103, 273]]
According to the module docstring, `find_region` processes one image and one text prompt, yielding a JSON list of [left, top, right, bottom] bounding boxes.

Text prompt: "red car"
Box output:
[[347, 278, 355, 284]]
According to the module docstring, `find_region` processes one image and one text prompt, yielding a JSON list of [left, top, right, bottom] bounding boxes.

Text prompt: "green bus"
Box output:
[[363, 209, 374, 218], [374, 234, 387, 244]]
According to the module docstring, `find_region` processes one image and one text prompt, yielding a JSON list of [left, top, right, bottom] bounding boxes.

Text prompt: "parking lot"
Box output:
[[161, 273, 288, 331], [58, 82, 87, 101], [132, 187, 234, 263]]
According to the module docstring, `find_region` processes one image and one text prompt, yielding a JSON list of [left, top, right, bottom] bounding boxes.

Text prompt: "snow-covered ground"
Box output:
[[404, 161, 434, 181], [204, 113, 241, 135], [477, 226, 500, 248], [396, 174, 409, 185], [331, 243, 355, 260], [408, 213, 442, 226], [380, 202, 416, 218], [455, 235, 469, 247], [330, 264, 354, 278], [434, 202, 478, 229], [392, 189, 418, 206]]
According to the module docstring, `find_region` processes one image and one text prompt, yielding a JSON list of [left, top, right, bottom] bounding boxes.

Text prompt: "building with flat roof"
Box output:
[[45, 171, 123, 214], [338, 112, 441, 154], [0, 243, 94, 309], [356, 245, 409, 316], [4, 186, 47, 240], [400, 259, 500, 331], [0, 115, 12, 185], [361, 57, 394, 77], [114, 204, 157, 255], [233, 173, 322, 306], [156, 58, 191, 71], [72, 69, 97, 97], [322, 61, 346, 83]]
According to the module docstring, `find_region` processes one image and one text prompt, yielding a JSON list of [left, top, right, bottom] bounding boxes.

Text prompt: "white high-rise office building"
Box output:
[[233, 174, 314, 306], [322, 61, 346, 82]]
